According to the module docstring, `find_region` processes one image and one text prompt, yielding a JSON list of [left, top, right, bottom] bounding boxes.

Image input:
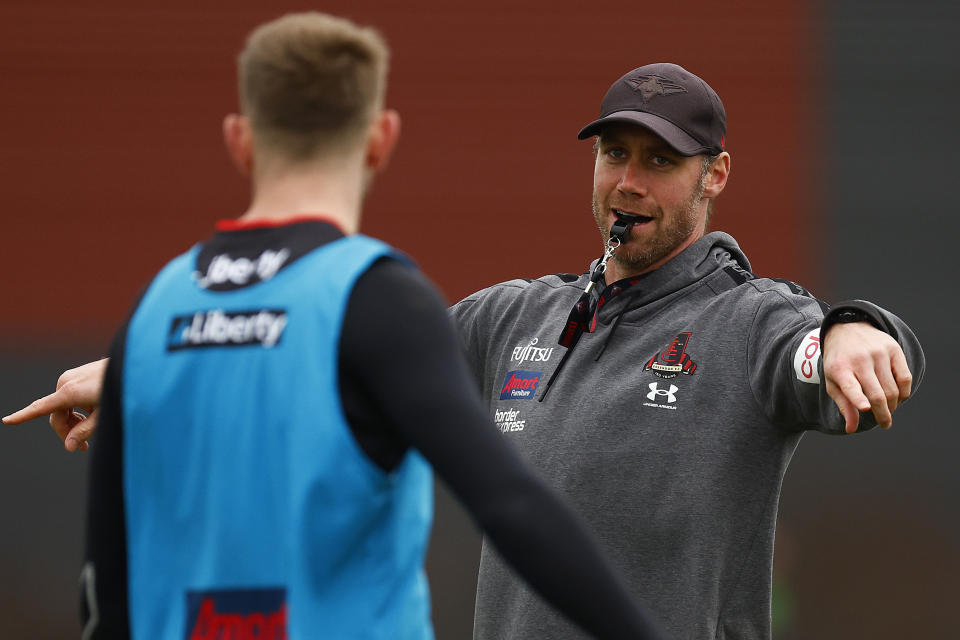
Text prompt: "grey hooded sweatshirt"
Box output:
[[451, 231, 925, 640]]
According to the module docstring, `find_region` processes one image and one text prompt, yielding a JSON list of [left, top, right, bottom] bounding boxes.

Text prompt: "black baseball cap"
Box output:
[[577, 62, 726, 156]]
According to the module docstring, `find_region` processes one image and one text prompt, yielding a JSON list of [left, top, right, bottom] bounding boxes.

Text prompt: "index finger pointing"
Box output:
[[2, 389, 73, 425]]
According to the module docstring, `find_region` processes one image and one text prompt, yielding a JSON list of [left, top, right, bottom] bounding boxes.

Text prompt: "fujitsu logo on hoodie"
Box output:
[[512, 337, 554, 363], [500, 370, 541, 400]]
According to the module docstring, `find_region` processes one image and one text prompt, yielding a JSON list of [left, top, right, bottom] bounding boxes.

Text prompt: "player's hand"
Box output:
[[2, 358, 109, 452], [822, 323, 912, 433]]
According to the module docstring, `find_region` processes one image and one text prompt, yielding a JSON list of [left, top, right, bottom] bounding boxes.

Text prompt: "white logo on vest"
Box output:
[[195, 248, 291, 289]]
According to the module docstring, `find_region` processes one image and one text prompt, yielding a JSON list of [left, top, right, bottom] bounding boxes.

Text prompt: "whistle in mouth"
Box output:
[[609, 212, 641, 243]]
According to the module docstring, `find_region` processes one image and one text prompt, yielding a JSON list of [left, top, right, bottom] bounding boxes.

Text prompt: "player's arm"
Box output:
[[343, 260, 664, 640], [80, 328, 131, 638], [2, 358, 107, 451]]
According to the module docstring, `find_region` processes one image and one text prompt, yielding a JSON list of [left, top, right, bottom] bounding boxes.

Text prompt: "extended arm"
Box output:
[[81, 332, 130, 638]]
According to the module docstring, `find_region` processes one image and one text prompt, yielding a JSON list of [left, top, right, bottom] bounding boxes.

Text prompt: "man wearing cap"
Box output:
[[451, 63, 925, 639]]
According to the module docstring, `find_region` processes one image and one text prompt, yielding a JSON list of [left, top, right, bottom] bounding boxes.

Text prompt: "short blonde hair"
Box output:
[[238, 12, 389, 159]]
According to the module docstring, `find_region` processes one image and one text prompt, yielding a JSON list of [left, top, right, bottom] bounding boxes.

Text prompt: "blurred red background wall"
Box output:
[[1, 0, 817, 349]]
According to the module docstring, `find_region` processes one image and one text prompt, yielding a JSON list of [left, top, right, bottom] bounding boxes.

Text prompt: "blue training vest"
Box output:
[[122, 234, 434, 639]]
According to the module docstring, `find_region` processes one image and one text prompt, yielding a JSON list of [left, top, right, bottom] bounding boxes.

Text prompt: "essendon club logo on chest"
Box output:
[[644, 332, 698, 379], [186, 587, 287, 639]]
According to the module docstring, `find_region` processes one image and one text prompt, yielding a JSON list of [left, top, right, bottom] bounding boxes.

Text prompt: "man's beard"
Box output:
[[591, 176, 706, 274]]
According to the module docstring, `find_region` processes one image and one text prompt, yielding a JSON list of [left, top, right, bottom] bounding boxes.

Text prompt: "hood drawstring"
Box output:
[[539, 215, 639, 402], [540, 274, 601, 402], [538, 344, 575, 402]]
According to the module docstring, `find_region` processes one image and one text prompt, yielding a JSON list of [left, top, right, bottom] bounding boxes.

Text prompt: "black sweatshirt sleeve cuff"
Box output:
[[820, 299, 899, 343]]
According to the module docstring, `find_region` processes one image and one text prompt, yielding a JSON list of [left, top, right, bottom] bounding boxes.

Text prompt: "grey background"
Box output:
[[773, 0, 959, 637]]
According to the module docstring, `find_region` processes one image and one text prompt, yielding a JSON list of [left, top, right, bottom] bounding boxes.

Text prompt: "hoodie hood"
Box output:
[[586, 231, 752, 313]]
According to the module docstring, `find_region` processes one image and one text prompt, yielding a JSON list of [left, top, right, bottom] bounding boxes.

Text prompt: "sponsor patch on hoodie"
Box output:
[[499, 370, 541, 400], [793, 329, 822, 384], [511, 337, 554, 364], [494, 407, 526, 432]]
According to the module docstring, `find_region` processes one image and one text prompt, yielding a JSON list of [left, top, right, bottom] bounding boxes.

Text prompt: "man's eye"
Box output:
[[652, 155, 671, 166], [606, 148, 627, 159]]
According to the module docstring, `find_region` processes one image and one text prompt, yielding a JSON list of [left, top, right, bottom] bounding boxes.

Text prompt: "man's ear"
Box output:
[[702, 151, 731, 198], [222, 113, 254, 178], [365, 109, 401, 172]]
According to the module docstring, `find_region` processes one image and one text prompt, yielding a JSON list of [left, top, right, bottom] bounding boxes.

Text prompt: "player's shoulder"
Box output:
[[358, 255, 445, 306]]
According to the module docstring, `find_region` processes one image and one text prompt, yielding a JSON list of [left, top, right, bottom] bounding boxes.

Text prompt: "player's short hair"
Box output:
[[238, 12, 389, 160]]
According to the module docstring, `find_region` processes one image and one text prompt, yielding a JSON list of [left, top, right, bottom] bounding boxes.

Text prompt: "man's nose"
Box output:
[[617, 162, 648, 197]]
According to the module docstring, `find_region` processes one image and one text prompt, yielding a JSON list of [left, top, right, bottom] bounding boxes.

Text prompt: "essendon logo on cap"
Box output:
[[644, 332, 697, 379], [499, 370, 541, 400], [624, 75, 687, 102], [186, 588, 287, 640]]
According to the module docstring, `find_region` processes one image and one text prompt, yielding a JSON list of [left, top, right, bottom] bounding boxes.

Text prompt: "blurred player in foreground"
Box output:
[[449, 63, 925, 639], [4, 13, 663, 639]]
